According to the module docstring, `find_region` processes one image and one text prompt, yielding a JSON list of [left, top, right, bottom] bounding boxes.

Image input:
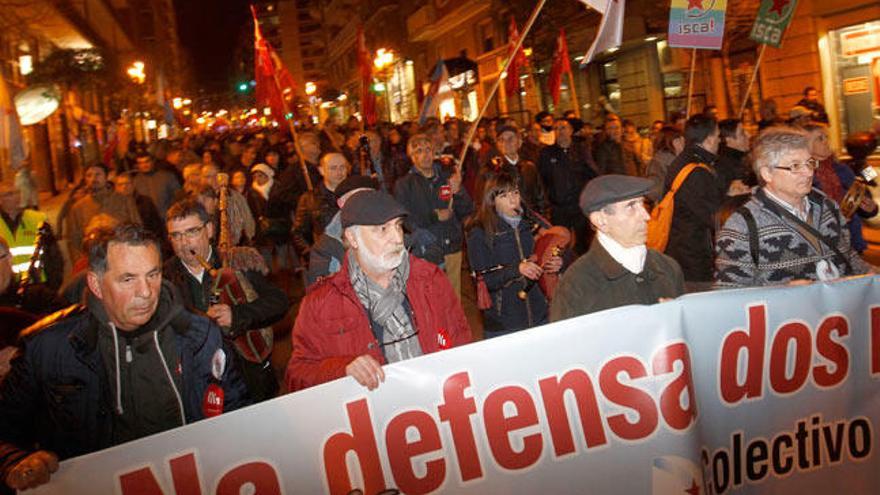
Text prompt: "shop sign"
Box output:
[[668, 0, 728, 50], [843, 76, 869, 95], [749, 0, 799, 48], [13, 85, 61, 126], [841, 27, 880, 58]]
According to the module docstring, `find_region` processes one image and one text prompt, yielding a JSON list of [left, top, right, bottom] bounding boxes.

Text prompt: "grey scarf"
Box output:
[[348, 253, 422, 363]]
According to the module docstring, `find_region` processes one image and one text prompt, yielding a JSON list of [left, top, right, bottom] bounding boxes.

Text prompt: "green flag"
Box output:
[[749, 0, 799, 48]]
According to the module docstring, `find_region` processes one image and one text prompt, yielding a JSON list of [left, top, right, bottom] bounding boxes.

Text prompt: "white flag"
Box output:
[[579, 0, 608, 14], [580, 0, 625, 65]]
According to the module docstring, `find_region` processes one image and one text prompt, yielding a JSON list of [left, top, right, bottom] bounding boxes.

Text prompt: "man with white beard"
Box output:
[[285, 190, 472, 392]]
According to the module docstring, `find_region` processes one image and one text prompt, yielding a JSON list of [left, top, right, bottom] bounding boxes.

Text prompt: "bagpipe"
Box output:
[[839, 131, 878, 220], [16, 222, 54, 305], [471, 207, 571, 310], [357, 134, 377, 177], [194, 173, 274, 364]]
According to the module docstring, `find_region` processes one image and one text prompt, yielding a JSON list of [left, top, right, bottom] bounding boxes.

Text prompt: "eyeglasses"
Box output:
[[773, 158, 819, 174], [168, 223, 206, 241]]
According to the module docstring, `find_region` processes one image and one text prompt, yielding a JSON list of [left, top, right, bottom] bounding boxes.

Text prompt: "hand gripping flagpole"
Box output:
[[251, 5, 313, 191]]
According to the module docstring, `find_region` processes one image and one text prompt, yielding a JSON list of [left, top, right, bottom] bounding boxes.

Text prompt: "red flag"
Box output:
[[252, 6, 296, 122], [505, 16, 528, 98], [548, 28, 573, 105], [357, 27, 377, 126]]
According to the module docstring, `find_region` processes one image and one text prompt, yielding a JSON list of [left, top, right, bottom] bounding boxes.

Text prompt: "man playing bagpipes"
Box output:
[[163, 198, 289, 403], [466, 172, 567, 339]]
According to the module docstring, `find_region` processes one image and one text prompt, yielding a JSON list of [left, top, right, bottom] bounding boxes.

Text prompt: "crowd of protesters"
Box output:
[[0, 84, 878, 491]]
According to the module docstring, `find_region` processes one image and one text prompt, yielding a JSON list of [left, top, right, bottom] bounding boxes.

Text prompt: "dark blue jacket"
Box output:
[[395, 163, 474, 264], [467, 217, 549, 337], [0, 282, 249, 479]]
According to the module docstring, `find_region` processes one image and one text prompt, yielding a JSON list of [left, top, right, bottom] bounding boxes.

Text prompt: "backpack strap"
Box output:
[[669, 162, 709, 195], [736, 206, 759, 266]]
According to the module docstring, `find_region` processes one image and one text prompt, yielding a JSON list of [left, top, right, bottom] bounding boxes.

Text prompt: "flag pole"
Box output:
[[685, 48, 697, 118], [251, 5, 312, 191], [456, 0, 549, 169], [738, 44, 767, 119], [566, 70, 581, 118]]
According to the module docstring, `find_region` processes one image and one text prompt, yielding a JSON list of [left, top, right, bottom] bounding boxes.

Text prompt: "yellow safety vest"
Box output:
[[0, 209, 49, 274]]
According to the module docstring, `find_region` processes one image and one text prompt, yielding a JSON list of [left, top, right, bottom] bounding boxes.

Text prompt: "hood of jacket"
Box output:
[[83, 279, 188, 350]]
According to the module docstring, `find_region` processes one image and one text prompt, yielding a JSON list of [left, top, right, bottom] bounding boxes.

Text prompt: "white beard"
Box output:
[[353, 229, 405, 273], [251, 179, 273, 201]]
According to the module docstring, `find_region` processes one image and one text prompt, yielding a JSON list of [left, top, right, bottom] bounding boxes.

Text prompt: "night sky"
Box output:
[[175, 0, 251, 93]]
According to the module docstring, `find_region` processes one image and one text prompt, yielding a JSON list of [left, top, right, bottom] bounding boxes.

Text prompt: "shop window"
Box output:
[[828, 21, 880, 144]]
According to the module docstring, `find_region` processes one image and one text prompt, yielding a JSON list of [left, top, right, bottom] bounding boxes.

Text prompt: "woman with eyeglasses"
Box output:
[[466, 172, 563, 339]]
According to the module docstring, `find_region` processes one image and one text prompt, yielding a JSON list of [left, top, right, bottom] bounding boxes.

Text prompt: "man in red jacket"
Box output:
[[285, 190, 472, 392]]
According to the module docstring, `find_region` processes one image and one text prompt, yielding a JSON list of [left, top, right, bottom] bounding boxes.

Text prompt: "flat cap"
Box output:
[[341, 190, 409, 228], [579, 174, 653, 214]]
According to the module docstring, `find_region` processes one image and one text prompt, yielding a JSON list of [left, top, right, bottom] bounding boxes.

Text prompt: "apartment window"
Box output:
[[478, 20, 494, 53]]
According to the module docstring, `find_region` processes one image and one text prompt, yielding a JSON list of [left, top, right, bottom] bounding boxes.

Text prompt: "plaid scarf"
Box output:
[[348, 253, 421, 363], [815, 158, 844, 203]]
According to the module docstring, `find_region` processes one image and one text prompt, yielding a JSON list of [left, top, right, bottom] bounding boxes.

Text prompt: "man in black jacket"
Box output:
[[291, 152, 349, 258], [0, 224, 249, 492], [539, 119, 597, 254], [593, 117, 628, 176], [716, 118, 754, 192], [394, 134, 474, 297], [163, 200, 289, 402], [663, 114, 723, 291]]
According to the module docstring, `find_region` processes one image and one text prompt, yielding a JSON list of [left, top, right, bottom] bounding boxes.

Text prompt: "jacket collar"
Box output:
[[409, 162, 441, 180], [719, 145, 746, 160], [69, 280, 188, 355], [682, 143, 718, 165]]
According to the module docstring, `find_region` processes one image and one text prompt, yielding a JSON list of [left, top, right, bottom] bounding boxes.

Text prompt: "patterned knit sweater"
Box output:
[[714, 187, 872, 289]]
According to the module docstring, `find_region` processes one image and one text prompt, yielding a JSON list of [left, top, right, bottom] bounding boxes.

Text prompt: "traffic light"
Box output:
[[237, 82, 249, 92]]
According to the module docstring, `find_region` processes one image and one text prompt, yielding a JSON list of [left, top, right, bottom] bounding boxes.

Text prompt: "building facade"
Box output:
[[0, 0, 138, 192]]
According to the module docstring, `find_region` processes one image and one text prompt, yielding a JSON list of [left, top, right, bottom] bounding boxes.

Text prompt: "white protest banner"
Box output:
[[33, 276, 880, 494]]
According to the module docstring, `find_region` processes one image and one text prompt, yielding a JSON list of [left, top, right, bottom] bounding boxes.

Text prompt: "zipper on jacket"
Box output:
[[512, 226, 533, 326], [153, 332, 187, 426]]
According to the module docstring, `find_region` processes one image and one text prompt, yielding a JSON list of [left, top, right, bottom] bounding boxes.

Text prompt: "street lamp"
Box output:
[[373, 49, 396, 121], [305, 81, 316, 96], [127, 61, 145, 84], [374, 48, 394, 71]]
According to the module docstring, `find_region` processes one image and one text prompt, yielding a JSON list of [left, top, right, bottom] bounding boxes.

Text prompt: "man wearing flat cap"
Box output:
[[550, 175, 684, 321], [285, 190, 472, 392]]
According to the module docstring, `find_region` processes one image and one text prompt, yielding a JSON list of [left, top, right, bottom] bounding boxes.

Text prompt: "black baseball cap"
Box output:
[[341, 190, 409, 228]]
